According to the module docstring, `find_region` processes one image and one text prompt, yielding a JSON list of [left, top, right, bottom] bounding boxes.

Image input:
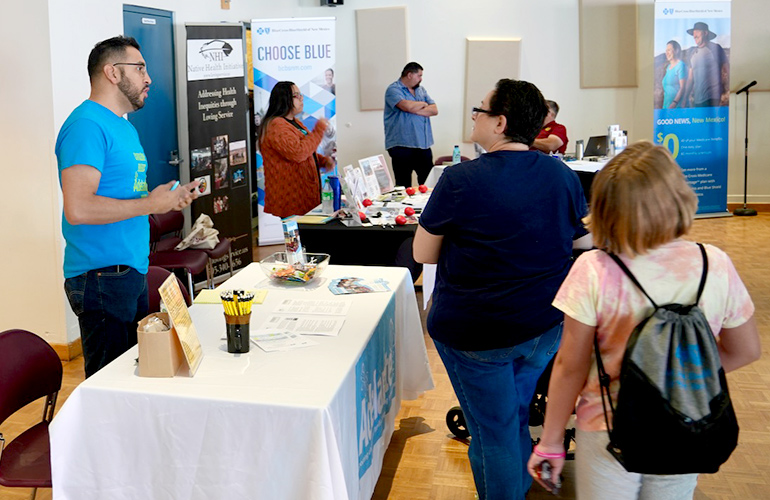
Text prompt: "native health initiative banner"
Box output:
[[654, 1, 731, 214], [186, 24, 253, 275], [252, 17, 337, 245], [356, 296, 396, 494]]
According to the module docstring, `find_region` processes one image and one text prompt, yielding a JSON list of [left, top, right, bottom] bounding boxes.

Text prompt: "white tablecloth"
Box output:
[[50, 264, 434, 500]]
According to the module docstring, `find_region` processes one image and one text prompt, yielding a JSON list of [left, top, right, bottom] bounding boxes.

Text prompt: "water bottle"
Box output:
[[328, 175, 342, 211], [452, 145, 461, 164], [321, 178, 334, 213]]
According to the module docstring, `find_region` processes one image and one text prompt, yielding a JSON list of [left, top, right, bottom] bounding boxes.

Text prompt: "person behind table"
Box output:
[[531, 100, 568, 155], [414, 79, 591, 500], [56, 35, 199, 378], [259, 81, 334, 218], [662, 40, 687, 109], [685, 21, 729, 107], [527, 141, 760, 499], [384, 62, 439, 187]]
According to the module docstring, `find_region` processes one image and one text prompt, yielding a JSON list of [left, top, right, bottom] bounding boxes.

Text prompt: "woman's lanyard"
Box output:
[[283, 117, 308, 136]]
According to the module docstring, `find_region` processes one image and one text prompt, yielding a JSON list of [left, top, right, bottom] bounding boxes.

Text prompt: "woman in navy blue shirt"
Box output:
[[414, 79, 590, 500]]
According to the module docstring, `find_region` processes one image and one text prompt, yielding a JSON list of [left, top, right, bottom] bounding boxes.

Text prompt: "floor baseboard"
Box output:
[[51, 337, 82, 361]]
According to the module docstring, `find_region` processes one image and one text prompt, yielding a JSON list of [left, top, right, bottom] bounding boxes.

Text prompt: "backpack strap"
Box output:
[[594, 334, 615, 438], [695, 243, 708, 304], [605, 252, 658, 309], [606, 243, 709, 307]]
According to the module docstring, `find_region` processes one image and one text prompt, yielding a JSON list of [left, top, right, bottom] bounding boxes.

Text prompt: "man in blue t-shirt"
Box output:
[[56, 36, 199, 377], [383, 62, 439, 187]]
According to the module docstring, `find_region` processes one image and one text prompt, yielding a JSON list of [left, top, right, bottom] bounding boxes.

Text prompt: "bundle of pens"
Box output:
[[220, 290, 253, 354], [220, 290, 255, 316]]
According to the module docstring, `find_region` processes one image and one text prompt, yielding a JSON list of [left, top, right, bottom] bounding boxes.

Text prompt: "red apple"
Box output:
[[359, 211, 367, 222], [395, 215, 407, 225], [362, 198, 373, 207], [418, 184, 428, 193], [405, 187, 416, 196], [404, 206, 415, 216]]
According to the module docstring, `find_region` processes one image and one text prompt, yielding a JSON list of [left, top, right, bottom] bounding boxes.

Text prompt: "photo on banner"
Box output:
[[186, 23, 254, 275], [251, 17, 337, 245], [653, 1, 731, 214]]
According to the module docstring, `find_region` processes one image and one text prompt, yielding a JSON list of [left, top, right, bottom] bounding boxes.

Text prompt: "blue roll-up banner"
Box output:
[[654, 1, 731, 215], [251, 17, 337, 245]]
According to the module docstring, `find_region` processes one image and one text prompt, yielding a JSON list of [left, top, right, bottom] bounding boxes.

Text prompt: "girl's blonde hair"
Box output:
[[588, 141, 698, 256]]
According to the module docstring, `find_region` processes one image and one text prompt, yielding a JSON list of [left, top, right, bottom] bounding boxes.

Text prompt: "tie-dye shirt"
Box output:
[[553, 239, 754, 432]]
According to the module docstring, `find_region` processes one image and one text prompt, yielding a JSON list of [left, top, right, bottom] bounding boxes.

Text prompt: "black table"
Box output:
[[298, 219, 422, 280]]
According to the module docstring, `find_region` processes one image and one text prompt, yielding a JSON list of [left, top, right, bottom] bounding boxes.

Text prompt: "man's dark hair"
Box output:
[[488, 79, 548, 146], [259, 81, 297, 143], [87, 36, 141, 80], [401, 62, 423, 78], [546, 100, 559, 117]]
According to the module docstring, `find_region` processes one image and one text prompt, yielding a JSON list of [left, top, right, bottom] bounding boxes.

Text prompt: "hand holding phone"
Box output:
[[537, 461, 562, 495]]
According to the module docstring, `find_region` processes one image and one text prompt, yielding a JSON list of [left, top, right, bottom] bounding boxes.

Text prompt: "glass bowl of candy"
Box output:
[[259, 252, 330, 285]]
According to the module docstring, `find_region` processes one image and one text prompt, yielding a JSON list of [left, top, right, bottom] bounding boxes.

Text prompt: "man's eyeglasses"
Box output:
[[113, 62, 147, 75], [472, 107, 493, 117]]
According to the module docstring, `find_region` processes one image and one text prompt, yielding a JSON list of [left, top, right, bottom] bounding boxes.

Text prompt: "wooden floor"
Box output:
[[2, 213, 769, 499]]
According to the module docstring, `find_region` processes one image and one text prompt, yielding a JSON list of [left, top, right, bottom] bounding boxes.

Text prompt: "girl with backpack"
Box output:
[[527, 141, 760, 499]]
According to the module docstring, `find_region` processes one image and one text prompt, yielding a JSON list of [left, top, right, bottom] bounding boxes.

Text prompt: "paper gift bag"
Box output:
[[137, 312, 184, 377]]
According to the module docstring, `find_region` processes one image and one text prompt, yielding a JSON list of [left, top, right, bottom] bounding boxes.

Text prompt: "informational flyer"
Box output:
[[358, 154, 395, 194], [328, 277, 391, 295], [273, 298, 352, 316], [282, 219, 305, 265], [158, 274, 204, 375], [258, 314, 345, 336], [251, 330, 318, 352]]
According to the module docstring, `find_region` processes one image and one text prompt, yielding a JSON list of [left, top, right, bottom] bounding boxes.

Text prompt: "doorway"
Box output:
[[123, 5, 179, 190]]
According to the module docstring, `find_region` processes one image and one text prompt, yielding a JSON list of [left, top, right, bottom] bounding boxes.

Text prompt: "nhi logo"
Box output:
[[198, 39, 233, 62]]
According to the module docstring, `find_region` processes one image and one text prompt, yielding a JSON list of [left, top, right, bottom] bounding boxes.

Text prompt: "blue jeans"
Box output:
[[434, 323, 563, 500], [64, 266, 148, 378]]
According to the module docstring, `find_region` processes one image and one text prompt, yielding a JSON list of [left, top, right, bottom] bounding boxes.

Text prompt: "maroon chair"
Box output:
[[0, 329, 63, 499], [149, 211, 183, 253], [148, 213, 208, 295], [202, 238, 234, 288], [146, 266, 193, 313], [434, 155, 471, 165]]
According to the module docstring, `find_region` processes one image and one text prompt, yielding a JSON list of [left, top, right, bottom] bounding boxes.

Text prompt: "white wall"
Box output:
[[0, 0, 69, 344], [2, 0, 767, 346]]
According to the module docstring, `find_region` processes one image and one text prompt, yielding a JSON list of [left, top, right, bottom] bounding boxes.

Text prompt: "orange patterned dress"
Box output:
[[261, 117, 328, 218]]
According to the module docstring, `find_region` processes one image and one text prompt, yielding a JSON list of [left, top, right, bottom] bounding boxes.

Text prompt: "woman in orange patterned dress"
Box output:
[[259, 81, 334, 218]]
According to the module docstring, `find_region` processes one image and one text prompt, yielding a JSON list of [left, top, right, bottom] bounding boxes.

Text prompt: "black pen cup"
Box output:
[[225, 313, 251, 353]]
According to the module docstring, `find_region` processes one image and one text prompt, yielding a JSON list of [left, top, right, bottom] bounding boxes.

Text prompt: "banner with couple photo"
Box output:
[[653, 0, 731, 215], [251, 17, 337, 245]]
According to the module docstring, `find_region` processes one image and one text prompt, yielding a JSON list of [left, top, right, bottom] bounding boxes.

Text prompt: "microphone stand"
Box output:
[[734, 82, 757, 216]]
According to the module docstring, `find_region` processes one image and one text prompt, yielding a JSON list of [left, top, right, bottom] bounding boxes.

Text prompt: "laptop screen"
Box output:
[[584, 136, 608, 157]]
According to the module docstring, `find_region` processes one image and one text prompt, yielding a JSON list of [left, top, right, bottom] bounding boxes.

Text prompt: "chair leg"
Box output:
[[185, 269, 194, 297], [206, 259, 214, 289], [228, 246, 234, 278]]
